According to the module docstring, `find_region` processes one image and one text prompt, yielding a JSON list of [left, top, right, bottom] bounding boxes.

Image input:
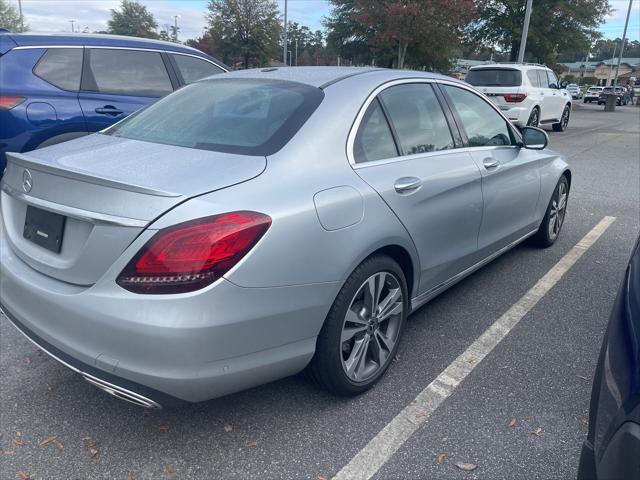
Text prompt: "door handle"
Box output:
[[483, 158, 499, 170], [95, 106, 124, 116], [394, 177, 422, 194]]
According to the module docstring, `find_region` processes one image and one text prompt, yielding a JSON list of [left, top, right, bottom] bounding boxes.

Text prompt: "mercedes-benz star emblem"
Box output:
[[22, 169, 33, 193]]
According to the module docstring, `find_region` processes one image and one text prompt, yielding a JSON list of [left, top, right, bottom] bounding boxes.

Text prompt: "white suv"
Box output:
[[465, 63, 572, 131]]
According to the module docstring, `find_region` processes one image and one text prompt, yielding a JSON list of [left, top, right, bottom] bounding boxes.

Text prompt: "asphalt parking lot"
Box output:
[[1, 102, 639, 480]]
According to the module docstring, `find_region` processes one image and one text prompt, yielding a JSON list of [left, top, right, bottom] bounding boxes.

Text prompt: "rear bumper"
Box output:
[[0, 231, 338, 404], [500, 105, 530, 126]]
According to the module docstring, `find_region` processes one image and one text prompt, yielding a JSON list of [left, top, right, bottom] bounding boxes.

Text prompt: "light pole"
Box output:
[[69, 19, 76, 33], [295, 38, 298, 66], [613, 0, 633, 88], [282, 0, 288, 65], [17, 0, 24, 32], [517, 0, 533, 63]]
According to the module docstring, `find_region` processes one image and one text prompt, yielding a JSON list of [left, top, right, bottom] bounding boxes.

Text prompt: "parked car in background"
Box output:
[[0, 32, 228, 175], [578, 236, 640, 480], [584, 86, 604, 103], [566, 83, 582, 99], [466, 63, 572, 131], [597, 86, 631, 106], [0, 67, 571, 408]]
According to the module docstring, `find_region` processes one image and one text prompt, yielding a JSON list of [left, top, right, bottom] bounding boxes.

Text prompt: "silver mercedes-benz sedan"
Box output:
[[0, 67, 570, 408]]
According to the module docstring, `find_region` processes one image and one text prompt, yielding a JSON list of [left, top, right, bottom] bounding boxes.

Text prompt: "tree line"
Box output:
[[1, 0, 620, 72]]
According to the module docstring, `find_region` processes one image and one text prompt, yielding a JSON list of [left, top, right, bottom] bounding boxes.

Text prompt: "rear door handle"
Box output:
[[394, 177, 422, 194], [483, 158, 499, 170], [95, 106, 124, 116]]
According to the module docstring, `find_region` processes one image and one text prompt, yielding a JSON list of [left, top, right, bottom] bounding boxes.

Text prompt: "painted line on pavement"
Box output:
[[333, 216, 616, 480]]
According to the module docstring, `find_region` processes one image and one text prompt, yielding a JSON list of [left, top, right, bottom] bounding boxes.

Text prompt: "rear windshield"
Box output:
[[104, 78, 324, 156], [465, 68, 522, 87]]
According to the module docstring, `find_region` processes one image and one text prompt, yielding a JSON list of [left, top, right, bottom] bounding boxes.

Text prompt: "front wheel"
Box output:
[[308, 255, 408, 396], [532, 175, 569, 248], [552, 105, 571, 132]]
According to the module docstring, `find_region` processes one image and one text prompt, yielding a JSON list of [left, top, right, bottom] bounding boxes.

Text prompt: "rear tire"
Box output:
[[532, 175, 569, 248], [526, 107, 540, 127], [307, 255, 408, 396]]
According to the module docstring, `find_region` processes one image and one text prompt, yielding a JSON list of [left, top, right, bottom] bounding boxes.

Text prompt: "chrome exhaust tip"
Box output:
[[83, 375, 162, 409]]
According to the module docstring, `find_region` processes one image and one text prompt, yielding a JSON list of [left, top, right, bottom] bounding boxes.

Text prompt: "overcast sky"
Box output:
[[15, 0, 640, 43]]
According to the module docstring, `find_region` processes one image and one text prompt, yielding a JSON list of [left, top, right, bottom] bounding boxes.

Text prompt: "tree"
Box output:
[[206, 0, 281, 69], [108, 0, 159, 39], [326, 0, 476, 70], [470, 0, 611, 66], [0, 0, 28, 32]]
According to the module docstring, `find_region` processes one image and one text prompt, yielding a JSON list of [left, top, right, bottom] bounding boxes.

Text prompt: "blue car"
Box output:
[[578, 235, 640, 479], [0, 32, 228, 174]]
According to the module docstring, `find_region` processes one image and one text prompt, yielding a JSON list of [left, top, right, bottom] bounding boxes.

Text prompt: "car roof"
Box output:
[[4, 32, 213, 58], [211, 66, 460, 89], [469, 63, 550, 71]]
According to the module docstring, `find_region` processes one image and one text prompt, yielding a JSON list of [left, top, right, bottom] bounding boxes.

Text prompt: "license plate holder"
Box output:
[[23, 206, 66, 253]]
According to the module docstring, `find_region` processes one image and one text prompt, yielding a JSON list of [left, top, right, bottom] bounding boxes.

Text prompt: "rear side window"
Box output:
[[465, 68, 522, 87], [354, 99, 398, 163], [84, 49, 172, 97], [537, 70, 550, 88], [443, 85, 514, 147], [105, 78, 324, 156], [526, 70, 541, 87], [171, 54, 224, 84], [379, 83, 454, 155], [34, 48, 83, 91]]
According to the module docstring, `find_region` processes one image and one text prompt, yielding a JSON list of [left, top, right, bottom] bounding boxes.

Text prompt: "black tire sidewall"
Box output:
[[534, 175, 569, 247], [310, 255, 408, 396]]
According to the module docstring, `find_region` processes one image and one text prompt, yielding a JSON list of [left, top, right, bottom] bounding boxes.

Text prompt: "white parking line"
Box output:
[[333, 216, 616, 480]]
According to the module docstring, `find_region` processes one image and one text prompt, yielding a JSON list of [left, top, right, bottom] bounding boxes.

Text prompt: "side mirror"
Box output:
[[520, 126, 548, 150]]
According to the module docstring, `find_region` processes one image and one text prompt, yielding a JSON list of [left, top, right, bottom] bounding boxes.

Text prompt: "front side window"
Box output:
[[353, 99, 398, 163], [171, 54, 224, 84], [443, 85, 513, 148], [34, 48, 83, 91], [546, 70, 559, 89], [85, 49, 172, 97], [105, 78, 324, 156], [379, 83, 454, 155]]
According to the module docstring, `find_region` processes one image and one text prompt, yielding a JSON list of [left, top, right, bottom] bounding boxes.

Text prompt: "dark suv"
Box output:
[[0, 32, 227, 174]]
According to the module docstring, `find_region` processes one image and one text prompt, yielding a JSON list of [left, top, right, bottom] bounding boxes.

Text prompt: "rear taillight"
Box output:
[[0, 96, 25, 109], [117, 211, 271, 294], [503, 93, 527, 103]]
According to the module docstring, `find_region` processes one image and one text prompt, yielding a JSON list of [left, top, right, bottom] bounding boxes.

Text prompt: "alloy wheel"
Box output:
[[561, 107, 570, 129], [527, 109, 539, 127], [340, 272, 403, 383], [548, 181, 568, 240]]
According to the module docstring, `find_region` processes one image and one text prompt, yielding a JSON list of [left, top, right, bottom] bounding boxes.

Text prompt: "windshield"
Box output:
[[105, 78, 324, 156], [465, 68, 522, 87]]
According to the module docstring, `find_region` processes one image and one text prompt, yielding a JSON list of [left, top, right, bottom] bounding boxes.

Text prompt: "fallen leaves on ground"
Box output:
[[579, 415, 588, 425], [17, 471, 29, 480], [223, 424, 233, 433], [246, 439, 257, 448], [127, 471, 134, 480], [157, 424, 171, 431], [57, 443, 64, 451], [82, 437, 100, 459], [436, 452, 446, 463], [440, 436, 448, 444], [163, 466, 176, 474], [455, 462, 478, 471], [531, 427, 543, 437], [24, 356, 31, 365], [576, 374, 591, 381], [12, 439, 23, 446], [38, 435, 58, 446], [3, 450, 14, 456], [415, 410, 429, 418], [508, 417, 518, 428], [318, 476, 327, 480], [52, 368, 61, 376]]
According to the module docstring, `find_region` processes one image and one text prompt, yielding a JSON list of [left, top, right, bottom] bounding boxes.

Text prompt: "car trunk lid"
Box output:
[[0, 134, 266, 285]]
